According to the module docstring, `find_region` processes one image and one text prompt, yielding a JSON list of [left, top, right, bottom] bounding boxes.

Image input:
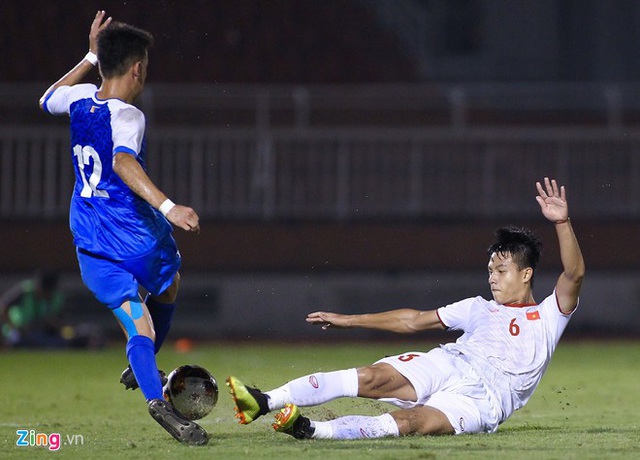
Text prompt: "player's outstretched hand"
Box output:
[[166, 205, 200, 233], [306, 311, 352, 330], [89, 10, 112, 54], [535, 177, 569, 224]]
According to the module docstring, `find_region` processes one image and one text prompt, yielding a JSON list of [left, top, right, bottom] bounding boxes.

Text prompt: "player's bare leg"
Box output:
[[390, 406, 454, 436], [273, 403, 453, 440], [356, 363, 418, 401], [113, 298, 208, 445], [120, 273, 180, 390], [272, 363, 449, 439], [118, 301, 167, 390]]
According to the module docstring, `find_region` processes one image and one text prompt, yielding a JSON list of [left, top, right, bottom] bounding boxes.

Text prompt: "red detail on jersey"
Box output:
[[309, 375, 319, 389], [398, 353, 421, 362], [509, 318, 520, 336], [435, 310, 448, 329], [555, 292, 578, 315], [504, 302, 538, 308], [526, 311, 541, 320]]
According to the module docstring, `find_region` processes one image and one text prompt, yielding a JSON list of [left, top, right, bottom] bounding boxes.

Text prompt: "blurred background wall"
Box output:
[[1, 0, 639, 340]]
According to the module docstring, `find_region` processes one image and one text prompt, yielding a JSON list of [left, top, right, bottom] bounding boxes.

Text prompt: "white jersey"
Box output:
[[437, 291, 575, 422]]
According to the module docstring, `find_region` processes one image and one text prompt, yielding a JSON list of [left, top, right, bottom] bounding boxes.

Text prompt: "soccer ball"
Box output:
[[163, 365, 218, 420]]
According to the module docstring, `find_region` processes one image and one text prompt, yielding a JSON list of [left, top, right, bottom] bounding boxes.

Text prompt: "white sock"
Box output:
[[265, 368, 358, 410], [311, 413, 400, 439]]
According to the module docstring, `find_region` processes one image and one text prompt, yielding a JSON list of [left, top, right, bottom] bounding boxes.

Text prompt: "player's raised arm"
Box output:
[[113, 153, 200, 233], [535, 177, 585, 313], [306, 308, 445, 333], [39, 11, 112, 110]]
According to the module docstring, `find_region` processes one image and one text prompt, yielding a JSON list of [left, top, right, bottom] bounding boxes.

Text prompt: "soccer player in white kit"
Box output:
[[227, 177, 585, 439]]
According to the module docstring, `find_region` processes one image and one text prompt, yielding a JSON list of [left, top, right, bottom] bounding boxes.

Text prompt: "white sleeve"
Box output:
[[540, 290, 577, 342], [41, 84, 96, 115], [437, 297, 476, 330], [110, 105, 146, 157]]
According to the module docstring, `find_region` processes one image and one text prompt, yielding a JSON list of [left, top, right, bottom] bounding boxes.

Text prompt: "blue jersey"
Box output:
[[42, 83, 172, 260]]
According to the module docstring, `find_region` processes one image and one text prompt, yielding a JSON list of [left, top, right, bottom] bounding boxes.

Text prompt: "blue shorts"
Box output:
[[76, 235, 181, 309]]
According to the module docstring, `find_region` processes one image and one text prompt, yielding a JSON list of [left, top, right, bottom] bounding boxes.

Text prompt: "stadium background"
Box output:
[[1, 0, 639, 340]]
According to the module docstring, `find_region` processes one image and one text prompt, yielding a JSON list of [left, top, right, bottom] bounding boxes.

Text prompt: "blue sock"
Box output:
[[146, 296, 176, 354], [126, 335, 163, 401]]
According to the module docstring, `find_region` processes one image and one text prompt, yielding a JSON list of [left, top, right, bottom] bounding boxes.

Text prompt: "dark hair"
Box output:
[[487, 225, 543, 275], [97, 22, 153, 78]]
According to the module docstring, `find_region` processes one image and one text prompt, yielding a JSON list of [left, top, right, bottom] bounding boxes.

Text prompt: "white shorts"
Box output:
[[374, 348, 501, 434]]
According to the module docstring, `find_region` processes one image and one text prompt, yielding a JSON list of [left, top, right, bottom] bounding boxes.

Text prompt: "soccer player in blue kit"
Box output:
[[39, 11, 207, 445]]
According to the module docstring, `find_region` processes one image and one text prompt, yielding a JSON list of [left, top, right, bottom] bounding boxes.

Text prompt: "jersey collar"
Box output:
[[503, 302, 538, 308]]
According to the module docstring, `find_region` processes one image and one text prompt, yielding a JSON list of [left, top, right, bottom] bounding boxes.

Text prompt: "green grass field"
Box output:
[[1, 340, 639, 459]]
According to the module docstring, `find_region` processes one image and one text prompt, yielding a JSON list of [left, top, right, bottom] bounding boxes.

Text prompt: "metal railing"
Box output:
[[2, 124, 640, 220]]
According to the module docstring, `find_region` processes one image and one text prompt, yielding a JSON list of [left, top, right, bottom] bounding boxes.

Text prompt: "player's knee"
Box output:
[[415, 406, 455, 436], [357, 364, 399, 397], [393, 407, 455, 436], [112, 300, 155, 341], [356, 365, 381, 395], [416, 418, 455, 436], [357, 363, 416, 400], [390, 413, 414, 435]]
